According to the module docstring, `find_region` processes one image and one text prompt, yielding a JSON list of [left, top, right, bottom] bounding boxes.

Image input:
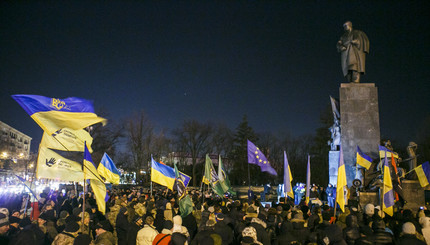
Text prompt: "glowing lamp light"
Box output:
[[1, 152, 7, 158]]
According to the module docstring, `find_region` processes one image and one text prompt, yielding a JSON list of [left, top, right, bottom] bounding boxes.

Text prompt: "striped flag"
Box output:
[[382, 151, 395, 216], [336, 145, 347, 212]]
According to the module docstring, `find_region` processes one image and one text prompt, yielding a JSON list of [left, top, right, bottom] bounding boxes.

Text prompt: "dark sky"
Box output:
[[1, 1, 429, 152]]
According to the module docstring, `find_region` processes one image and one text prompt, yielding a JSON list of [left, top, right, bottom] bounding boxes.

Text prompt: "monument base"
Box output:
[[329, 151, 340, 185]]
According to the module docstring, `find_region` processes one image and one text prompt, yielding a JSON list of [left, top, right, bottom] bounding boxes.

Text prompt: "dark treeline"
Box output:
[[89, 107, 430, 188]]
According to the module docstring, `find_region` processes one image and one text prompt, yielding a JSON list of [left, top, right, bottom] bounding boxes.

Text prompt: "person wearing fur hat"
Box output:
[[94, 220, 115, 245], [137, 215, 159, 245], [398, 222, 426, 245], [52, 221, 80, 245]]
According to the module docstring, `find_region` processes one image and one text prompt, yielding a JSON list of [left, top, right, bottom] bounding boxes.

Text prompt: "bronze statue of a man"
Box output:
[[337, 21, 370, 83]]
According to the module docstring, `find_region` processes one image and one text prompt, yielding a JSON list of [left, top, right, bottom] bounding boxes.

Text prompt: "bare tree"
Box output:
[[172, 120, 213, 186], [125, 111, 154, 183]]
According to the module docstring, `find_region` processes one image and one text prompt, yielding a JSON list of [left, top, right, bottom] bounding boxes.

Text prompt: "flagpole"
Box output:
[[247, 160, 251, 190], [26, 144, 41, 218], [81, 142, 86, 234]]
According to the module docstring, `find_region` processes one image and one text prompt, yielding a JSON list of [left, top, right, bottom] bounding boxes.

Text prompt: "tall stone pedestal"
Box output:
[[329, 151, 340, 185], [340, 83, 380, 186]]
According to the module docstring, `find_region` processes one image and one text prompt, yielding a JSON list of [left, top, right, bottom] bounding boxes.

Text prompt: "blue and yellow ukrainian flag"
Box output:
[[356, 146, 372, 170], [416, 162, 430, 187], [12, 94, 106, 135], [379, 145, 399, 159], [283, 151, 294, 199], [337, 145, 347, 212], [97, 153, 121, 185], [382, 151, 395, 216], [84, 144, 107, 214], [151, 158, 176, 190]]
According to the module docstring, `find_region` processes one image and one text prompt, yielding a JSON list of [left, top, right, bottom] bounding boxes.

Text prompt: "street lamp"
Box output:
[[1, 152, 7, 158]]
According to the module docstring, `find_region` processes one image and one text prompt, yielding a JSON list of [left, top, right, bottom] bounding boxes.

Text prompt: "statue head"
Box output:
[[343, 21, 352, 32]]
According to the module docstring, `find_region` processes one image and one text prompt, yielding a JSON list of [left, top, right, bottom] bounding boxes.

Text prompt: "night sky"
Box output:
[[1, 1, 429, 152]]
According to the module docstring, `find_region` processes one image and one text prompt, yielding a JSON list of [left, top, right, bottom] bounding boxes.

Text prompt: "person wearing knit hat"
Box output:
[[398, 222, 426, 245], [52, 221, 80, 245], [95, 220, 116, 245]]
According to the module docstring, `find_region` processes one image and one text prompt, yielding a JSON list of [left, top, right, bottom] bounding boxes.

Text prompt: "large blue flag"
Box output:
[[356, 146, 372, 170], [247, 140, 277, 176], [12, 94, 106, 135], [416, 161, 430, 187], [151, 158, 191, 190]]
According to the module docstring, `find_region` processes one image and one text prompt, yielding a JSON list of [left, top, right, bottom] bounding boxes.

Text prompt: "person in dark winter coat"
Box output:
[[127, 216, 144, 245], [273, 220, 299, 245], [397, 222, 426, 245], [315, 211, 346, 245], [182, 212, 198, 240], [191, 219, 218, 245], [356, 218, 394, 245], [343, 214, 360, 245], [116, 207, 130, 245], [290, 212, 310, 244], [249, 214, 271, 245], [214, 213, 234, 245]]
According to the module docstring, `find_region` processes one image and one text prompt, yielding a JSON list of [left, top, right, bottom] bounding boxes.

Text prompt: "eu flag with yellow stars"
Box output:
[[247, 140, 277, 176]]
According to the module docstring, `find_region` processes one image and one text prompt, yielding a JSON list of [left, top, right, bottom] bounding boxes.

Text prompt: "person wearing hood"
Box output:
[[116, 206, 130, 245], [419, 216, 430, 244], [173, 215, 190, 239]]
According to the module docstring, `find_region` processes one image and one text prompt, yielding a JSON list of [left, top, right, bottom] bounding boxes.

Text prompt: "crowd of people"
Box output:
[[0, 185, 429, 245]]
